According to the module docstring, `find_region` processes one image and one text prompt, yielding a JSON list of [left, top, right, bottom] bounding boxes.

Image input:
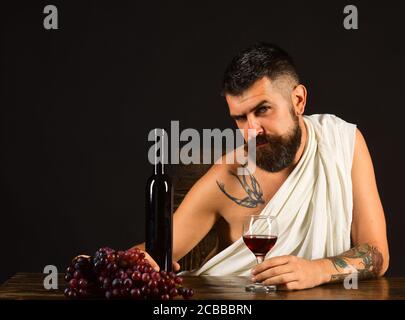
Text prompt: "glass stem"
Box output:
[[253, 256, 265, 285], [256, 256, 265, 264]]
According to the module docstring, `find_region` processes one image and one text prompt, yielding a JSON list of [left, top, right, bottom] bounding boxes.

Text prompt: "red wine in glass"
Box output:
[[242, 215, 278, 293], [243, 235, 278, 258]]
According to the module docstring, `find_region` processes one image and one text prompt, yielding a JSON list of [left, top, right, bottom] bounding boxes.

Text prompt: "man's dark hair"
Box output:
[[222, 42, 300, 96]]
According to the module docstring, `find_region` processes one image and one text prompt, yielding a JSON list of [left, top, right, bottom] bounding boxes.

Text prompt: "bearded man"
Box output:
[[135, 42, 389, 290]]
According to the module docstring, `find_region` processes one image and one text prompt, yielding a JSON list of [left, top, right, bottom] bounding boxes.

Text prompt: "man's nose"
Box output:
[[247, 116, 263, 137]]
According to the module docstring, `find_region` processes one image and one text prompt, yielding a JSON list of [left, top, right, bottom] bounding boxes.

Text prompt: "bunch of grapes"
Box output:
[[64, 247, 194, 300]]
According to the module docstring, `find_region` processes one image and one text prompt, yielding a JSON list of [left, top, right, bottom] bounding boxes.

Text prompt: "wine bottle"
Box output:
[[145, 129, 173, 272]]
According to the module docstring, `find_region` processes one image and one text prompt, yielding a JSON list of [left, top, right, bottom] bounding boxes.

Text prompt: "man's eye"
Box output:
[[235, 116, 246, 122], [256, 106, 268, 114]]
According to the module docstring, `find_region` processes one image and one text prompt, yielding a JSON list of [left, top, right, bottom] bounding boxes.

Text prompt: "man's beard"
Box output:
[[245, 116, 302, 173]]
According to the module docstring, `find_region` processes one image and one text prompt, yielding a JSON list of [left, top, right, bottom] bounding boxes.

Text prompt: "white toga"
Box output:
[[180, 114, 357, 276]]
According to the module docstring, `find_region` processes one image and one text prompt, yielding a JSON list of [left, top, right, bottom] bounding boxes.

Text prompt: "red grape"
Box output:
[[130, 253, 139, 262], [130, 288, 141, 299], [169, 287, 178, 297], [78, 278, 88, 289], [131, 271, 141, 281], [148, 279, 158, 289], [167, 279, 175, 288], [112, 288, 120, 297], [141, 285, 151, 298], [161, 294, 170, 300], [66, 266, 75, 274], [174, 276, 183, 284], [112, 278, 122, 288], [105, 290, 112, 299], [151, 272, 161, 281], [69, 279, 78, 289], [78, 288, 88, 296], [68, 289, 77, 299], [107, 253, 115, 262], [151, 287, 160, 297], [123, 278, 133, 288], [141, 273, 150, 282]]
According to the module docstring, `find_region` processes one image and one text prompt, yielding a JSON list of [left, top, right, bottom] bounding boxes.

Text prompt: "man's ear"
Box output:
[[291, 84, 307, 115]]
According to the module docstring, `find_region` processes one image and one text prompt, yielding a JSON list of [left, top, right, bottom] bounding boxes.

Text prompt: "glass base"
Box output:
[[245, 283, 277, 293]]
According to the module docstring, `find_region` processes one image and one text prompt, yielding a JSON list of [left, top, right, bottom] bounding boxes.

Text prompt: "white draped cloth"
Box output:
[[181, 114, 357, 276]]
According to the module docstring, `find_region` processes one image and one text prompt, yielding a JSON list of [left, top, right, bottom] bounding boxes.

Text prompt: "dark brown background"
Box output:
[[1, 0, 404, 283]]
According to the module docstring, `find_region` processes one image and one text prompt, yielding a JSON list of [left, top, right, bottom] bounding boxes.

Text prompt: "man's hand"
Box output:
[[251, 255, 328, 290], [131, 244, 181, 272], [142, 250, 181, 272], [251, 243, 387, 290]]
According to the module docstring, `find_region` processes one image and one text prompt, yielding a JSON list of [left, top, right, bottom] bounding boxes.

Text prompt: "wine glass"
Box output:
[[242, 214, 278, 292]]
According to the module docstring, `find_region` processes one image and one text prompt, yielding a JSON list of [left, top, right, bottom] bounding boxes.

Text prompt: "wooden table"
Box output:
[[1, 273, 405, 300]]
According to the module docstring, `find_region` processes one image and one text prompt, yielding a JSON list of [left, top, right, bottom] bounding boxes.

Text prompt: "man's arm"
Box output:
[[323, 243, 383, 283], [172, 165, 222, 262], [251, 128, 389, 290], [320, 128, 389, 282]]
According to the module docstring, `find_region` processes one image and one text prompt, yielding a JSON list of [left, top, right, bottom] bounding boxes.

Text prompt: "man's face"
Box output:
[[226, 77, 302, 172]]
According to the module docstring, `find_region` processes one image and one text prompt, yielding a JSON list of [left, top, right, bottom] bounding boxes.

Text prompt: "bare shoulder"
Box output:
[[351, 127, 383, 204], [352, 128, 374, 176], [182, 148, 244, 209], [354, 128, 369, 156], [195, 150, 241, 197]]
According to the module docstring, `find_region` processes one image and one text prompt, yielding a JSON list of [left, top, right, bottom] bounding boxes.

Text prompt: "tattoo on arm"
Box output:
[[327, 244, 384, 283], [216, 167, 265, 208]]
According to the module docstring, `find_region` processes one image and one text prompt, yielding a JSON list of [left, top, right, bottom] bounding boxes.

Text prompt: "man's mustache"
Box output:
[[247, 135, 269, 146], [244, 134, 271, 149]]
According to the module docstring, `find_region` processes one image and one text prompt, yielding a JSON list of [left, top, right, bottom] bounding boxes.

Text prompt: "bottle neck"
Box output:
[[153, 128, 166, 175], [154, 162, 164, 175]]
